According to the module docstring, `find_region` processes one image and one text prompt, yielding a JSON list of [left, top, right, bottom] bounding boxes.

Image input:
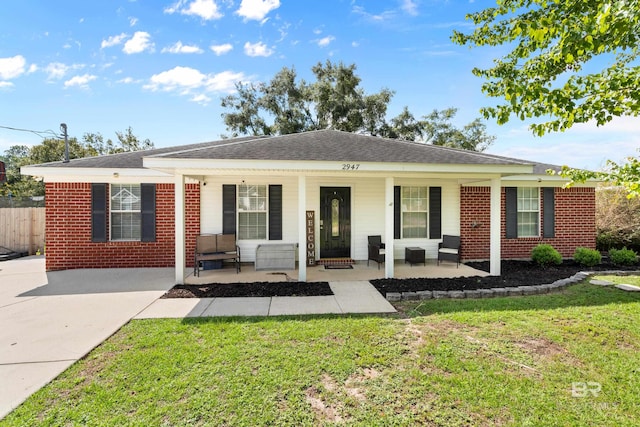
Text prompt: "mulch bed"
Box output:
[[370, 260, 640, 295], [162, 281, 333, 298], [162, 260, 640, 298]]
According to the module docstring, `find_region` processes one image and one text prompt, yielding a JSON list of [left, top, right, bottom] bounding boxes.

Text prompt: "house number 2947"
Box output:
[[342, 163, 360, 170]]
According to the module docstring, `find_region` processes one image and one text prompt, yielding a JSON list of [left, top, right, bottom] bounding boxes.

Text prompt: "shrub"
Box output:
[[531, 244, 562, 267], [573, 247, 601, 267], [609, 247, 638, 266]]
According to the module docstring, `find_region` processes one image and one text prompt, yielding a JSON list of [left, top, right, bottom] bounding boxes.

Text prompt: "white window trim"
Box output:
[[517, 187, 540, 238], [401, 186, 429, 239], [110, 183, 141, 241], [237, 183, 268, 240]]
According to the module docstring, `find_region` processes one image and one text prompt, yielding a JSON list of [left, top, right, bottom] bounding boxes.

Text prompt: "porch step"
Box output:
[[316, 258, 356, 266]]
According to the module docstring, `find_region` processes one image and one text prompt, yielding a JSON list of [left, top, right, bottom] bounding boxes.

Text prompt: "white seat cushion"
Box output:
[[438, 248, 459, 255]]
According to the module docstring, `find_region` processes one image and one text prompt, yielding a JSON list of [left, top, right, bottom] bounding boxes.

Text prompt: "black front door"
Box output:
[[320, 187, 351, 258]]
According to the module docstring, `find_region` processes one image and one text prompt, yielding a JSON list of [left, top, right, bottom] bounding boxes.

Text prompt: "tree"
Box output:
[[1, 127, 154, 197], [452, 0, 640, 193], [221, 61, 394, 136], [221, 60, 494, 152], [422, 108, 496, 151]]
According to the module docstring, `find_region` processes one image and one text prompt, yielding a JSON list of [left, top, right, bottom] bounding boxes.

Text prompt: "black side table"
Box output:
[[405, 247, 425, 266]]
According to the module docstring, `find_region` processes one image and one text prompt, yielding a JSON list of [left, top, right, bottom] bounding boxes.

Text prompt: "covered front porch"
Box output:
[[184, 258, 489, 285]]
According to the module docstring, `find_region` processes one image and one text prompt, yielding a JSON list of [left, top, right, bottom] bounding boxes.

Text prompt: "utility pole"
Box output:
[[60, 123, 69, 163]]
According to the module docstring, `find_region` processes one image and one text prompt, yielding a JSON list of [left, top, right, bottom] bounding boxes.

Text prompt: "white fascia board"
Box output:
[[464, 176, 598, 188], [143, 157, 534, 176], [21, 166, 177, 184]]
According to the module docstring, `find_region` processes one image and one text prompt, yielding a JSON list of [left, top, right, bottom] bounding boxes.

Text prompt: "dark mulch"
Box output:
[[370, 260, 640, 295], [162, 281, 333, 298], [162, 260, 640, 298]]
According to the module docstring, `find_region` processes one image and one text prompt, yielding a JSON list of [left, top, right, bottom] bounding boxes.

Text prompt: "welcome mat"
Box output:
[[324, 264, 353, 270]]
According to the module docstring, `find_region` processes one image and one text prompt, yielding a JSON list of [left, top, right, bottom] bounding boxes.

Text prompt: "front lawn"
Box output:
[[3, 282, 640, 426]]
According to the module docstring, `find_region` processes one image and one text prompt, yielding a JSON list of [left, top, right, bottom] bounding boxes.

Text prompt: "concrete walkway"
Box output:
[[136, 281, 396, 318], [0, 257, 395, 419]]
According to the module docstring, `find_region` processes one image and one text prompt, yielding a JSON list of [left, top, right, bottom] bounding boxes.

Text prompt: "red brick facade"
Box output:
[[460, 186, 596, 260], [44, 182, 200, 271], [44, 182, 595, 270]]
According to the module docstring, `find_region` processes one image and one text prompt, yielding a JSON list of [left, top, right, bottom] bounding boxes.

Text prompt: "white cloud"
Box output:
[[123, 31, 154, 54], [44, 62, 85, 80], [191, 93, 211, 105], [146, 66, 206, 91], [45, 62, 69, 79], [0, 81, 14, 88], [236, 0, 280, 21], [0, 55, 26, 80], [144, 66, 247, 100], [165, 0, 223, 20], [101, 33, 128, 49], [204, 70, 246, 92], [351, 41, 360, 48], [243, 41, 273, 57], [316, 35, 335, 47], [28, 64, 38, 73], [352, 5, 396, 23], [210, 43, 233, 55], [117, 77, 137, 84], [401, 0, 418, 16], [161, 41, 204, 54], [129, 17, 138, 27], [64, 74, 97, 89]]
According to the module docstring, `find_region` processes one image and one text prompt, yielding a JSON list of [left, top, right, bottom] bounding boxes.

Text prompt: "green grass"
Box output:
[[3, 282, 640, 426]]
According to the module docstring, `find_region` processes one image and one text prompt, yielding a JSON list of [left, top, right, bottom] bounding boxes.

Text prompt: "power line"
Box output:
[[0, 125, 61, 139]]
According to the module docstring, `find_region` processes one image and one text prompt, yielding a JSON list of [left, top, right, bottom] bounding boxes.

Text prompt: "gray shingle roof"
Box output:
[[153, 129, 533, 166], [30, 129, 556, 170], [32, 136, 263, 169]]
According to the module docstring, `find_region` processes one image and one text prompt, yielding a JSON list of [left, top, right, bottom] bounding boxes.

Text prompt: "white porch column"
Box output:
[[490, 176, 501, 276], [298, 175, 307, 282], [175, 173, 186, 284], [385, 177, 395, 279]]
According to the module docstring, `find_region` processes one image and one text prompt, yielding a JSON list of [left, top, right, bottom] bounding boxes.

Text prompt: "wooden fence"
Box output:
[[0, 208, 46, 254]]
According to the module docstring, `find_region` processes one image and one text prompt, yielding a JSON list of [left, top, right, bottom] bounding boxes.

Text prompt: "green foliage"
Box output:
[[221, 60, 494, 151], [609, 247, 638, 266], [452, 0, 640, 136], [531, 244, 562, 267], [573, 247, 601, 267], [453, 0, 640, 197], [2, 127, 154, 197]]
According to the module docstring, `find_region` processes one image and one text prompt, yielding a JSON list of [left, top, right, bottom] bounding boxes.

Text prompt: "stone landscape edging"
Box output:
[[384, 270, 640, 302]]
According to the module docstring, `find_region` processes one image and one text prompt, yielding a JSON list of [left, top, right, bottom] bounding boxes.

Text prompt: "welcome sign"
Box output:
[[306, 211, 315, 266]]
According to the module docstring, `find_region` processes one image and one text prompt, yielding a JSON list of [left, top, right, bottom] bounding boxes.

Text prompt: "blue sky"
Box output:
[[1, 0, 638, 170]]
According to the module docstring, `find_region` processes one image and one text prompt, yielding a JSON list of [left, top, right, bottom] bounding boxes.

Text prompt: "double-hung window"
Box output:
[[238, 184, 267, 240], [401, 186, 428, 238], [517, 187, 539, 237], [110, 184, 141, 241]]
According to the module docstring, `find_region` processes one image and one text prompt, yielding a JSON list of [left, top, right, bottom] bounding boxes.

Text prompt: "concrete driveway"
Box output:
[[0, 256, 174, 419]]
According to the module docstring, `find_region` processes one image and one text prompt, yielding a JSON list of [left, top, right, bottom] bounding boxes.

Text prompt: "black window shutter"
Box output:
[[268, 184, 282, 240], [222, 184, 236, 235], [394, 186, 401, 239], [429, 187, 442, 239], [543, 187, 555, 238], [505, 187, 518, 239], [140, 184, 156, 242], [91, 183, 107, 242]]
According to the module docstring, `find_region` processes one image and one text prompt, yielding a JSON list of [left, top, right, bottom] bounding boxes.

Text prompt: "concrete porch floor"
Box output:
[[185, 259, 490, 284]]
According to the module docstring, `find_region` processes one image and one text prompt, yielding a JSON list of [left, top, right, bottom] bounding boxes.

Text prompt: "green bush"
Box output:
[[531, 244, 562, 267], [573, 247, 601, 267], [609, 247, 638, 266]]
